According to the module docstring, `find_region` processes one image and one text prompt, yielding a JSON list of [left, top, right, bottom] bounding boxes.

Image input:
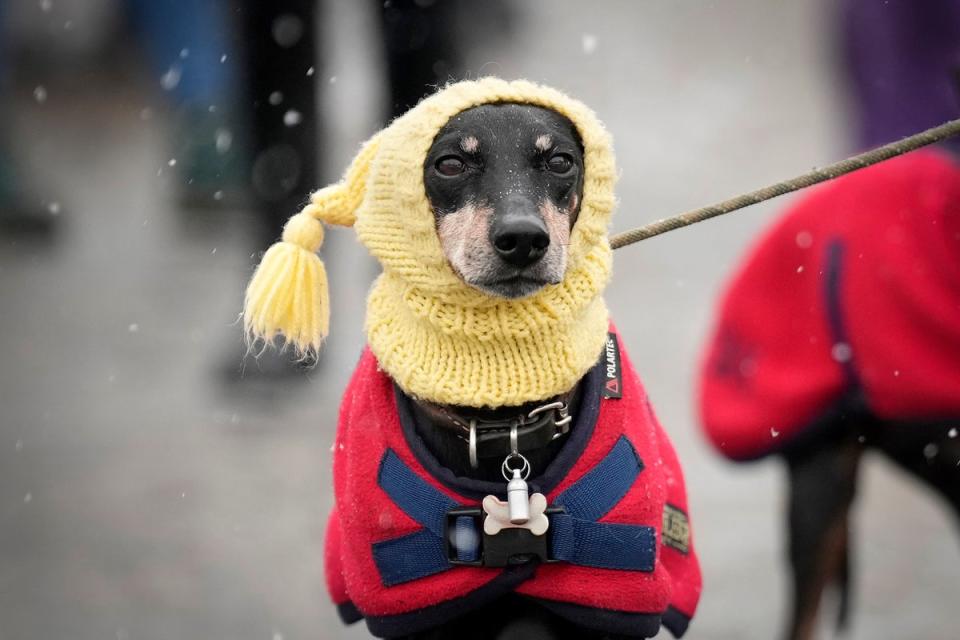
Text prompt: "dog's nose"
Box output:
[[492, 216, 550, 268]]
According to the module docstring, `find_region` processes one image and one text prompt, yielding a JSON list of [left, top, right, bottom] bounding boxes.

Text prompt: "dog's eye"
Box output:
[[435, 156, 467, 177], [547, 153, 574, 174]]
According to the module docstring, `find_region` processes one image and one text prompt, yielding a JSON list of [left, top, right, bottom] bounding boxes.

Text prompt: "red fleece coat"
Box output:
[[324, 328, 701, 638], [700, 150, 960, 460]]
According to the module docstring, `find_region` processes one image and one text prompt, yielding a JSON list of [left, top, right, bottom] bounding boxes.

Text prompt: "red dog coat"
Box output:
[[324, 328, 701, 638], [700, 150, 960, 460]]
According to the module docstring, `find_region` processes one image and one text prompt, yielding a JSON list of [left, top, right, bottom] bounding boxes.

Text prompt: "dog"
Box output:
[[380, 103, 682, 639], [698, 150, 960, 640], [244, 79, 701, 640]]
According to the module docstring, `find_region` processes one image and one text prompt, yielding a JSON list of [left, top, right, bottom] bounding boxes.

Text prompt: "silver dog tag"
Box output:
[[507, 469, 531, 524]]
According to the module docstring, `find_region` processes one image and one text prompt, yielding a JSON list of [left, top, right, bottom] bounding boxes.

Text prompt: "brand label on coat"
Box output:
[[602, 332, 622, 399], [662, 504, 690, 554]]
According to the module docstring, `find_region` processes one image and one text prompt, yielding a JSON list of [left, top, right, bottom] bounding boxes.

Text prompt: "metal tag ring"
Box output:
[[501, 452, 530, 482], [469, 420, 478, 469]]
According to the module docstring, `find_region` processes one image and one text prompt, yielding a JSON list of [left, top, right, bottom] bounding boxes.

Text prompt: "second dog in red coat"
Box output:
[[699, 150, 960, 639]]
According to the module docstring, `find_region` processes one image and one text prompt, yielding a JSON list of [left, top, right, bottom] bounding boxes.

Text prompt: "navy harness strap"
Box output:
[[378, 449, 458, 537], [372, 450, 460, 586], [372, 529, 450, 586], [552, 436, 643, 521], [549, 517, 656, 571], [549, 436, 654, 570], [372, 436, 655, 586]]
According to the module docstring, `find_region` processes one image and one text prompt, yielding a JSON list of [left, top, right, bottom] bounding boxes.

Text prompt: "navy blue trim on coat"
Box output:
[[661, 605, 692, 638], [529, 597, 663, 638], [823, 239, 862, 387], [336, 600, 363, 625], [394, 350, 605, 501], [363, 562, 538, 638]]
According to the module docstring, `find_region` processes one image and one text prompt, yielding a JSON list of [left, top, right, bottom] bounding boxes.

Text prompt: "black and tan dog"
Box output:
[[245, 79, 700, 640]]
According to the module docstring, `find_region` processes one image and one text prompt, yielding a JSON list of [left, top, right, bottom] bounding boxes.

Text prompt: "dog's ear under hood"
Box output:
[[244, 77, 617, 407]]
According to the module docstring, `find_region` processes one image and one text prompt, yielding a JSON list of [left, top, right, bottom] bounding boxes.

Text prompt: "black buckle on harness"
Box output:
[[443, 506, 565, 567]]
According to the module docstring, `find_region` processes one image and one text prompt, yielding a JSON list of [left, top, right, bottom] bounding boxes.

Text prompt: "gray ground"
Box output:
[[1, 1, 957, 639]]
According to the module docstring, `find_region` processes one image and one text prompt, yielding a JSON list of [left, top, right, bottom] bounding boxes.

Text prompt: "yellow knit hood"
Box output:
[[244, 78, 617, 407]]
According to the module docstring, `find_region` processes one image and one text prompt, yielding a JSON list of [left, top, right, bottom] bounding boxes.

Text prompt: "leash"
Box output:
[[609, 118, 960, 250]]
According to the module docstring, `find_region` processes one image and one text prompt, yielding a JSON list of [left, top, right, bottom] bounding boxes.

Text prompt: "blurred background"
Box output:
[[1, 1, 957, 638]]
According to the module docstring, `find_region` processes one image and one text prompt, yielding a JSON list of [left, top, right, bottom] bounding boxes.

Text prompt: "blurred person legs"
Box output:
[[127, 0, 247, 208], [225, 0, 319, 380], [842, 0, 960, 152], [379, 0, 465, 119], [243, 0, 317, 246], [0, 1, 58, 239]]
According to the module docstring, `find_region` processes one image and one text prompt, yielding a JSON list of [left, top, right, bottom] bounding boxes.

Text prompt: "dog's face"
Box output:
[[423, 103, 584, 299]]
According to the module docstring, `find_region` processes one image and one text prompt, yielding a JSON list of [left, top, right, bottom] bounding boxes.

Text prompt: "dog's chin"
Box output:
[[467, 274, 556, 299]]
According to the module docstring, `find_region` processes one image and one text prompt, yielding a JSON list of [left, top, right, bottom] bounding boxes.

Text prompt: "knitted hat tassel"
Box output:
[[243, 134, 381, 355]]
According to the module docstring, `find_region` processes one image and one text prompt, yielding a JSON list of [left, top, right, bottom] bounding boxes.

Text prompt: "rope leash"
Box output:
[[610, 118, 960, 250]]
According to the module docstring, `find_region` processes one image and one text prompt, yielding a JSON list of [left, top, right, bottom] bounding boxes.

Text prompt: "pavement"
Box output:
[[1, 1, 957, 639]]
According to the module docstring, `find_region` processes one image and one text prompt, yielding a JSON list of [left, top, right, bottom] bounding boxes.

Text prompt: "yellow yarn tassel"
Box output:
[[244, 211, 329, 355], [242, 133, 381, 355]]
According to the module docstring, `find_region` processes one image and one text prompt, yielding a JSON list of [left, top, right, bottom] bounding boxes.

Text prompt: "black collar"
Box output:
[[393, 352, 606, 500], [414, 391, 576, 468]]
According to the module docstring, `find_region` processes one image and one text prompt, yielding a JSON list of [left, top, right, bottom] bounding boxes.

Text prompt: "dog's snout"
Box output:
[[492, 211, 550, 268]]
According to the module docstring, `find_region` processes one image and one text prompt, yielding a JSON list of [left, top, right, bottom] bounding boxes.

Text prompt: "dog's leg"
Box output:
[[783, 433, 863, 640], [872, 422, 960, 527]]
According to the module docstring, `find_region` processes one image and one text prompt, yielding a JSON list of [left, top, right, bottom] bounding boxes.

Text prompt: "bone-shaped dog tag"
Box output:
[[482, 493, 549, 536]]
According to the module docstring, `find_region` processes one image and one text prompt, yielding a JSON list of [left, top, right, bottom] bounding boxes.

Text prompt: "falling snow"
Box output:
[[306, 66, 315, 76], [795, 231, 813, 248], [770, 428, 780, 438], [39, 0, 52, 13], [949, 428, 957, 438], [33, 86, 47, 103], [160, 67, 182, 91], [283, 109, 302, 126], [220, 54, 228, 63], [215, 129, 233, 154], [923, 443, 939, 459], [24, 493, 32, 503], [48, 201, 61, 215], [128, 323, 139, 333], [329, 75, 338, 84], [179, 48, 190, 59], [831, 342, 852, 363], [582, 34, 598, 54], [268, 91, 284, 105]]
